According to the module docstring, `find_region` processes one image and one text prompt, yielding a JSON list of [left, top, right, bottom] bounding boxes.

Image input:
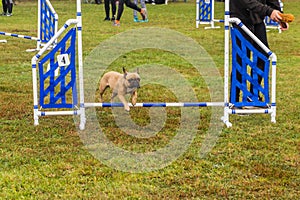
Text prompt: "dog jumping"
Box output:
[[99, 67, 140, 111]]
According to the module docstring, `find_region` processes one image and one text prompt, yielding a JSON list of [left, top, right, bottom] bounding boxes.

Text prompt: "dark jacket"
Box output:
[[230, 0, 281, 25]]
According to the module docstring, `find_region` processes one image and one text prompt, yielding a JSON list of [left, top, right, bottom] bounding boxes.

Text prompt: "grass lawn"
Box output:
[[0, 0, 299, 199]]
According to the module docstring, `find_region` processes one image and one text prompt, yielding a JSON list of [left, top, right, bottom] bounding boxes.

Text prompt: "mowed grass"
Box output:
[[0, 0, 299, 199]]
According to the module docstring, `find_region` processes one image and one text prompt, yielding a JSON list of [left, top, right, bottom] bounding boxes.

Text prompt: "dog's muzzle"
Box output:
[[128, 78, 140, 88]]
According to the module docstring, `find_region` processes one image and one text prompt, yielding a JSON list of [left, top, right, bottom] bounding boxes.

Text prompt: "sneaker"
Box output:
[[111, 16, 115, 21], [1, 12, 7, 16], [140, 8, 147, 21], [113, 20, 120, 26], [133, 16, 139, 22], [6, 13, 12, 17], [104, 17, 110, 21], [139, 18, 148, 23]]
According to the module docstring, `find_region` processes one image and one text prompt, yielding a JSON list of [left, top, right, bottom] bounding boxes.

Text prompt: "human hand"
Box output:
[[270, 10, 282, 22]]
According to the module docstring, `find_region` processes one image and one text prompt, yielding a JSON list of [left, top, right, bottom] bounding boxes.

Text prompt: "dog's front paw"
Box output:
[[124, 104, 130, 112], [132, 97, 137, 106]]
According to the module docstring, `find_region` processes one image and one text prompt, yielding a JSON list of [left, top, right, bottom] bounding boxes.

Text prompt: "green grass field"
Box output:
[[0, 0, 299, 199]]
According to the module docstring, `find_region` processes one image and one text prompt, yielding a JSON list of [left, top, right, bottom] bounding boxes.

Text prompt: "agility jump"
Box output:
[[196, 0, 224, 29], [31, 0, 280, 129], [0, 0, 58, 51]]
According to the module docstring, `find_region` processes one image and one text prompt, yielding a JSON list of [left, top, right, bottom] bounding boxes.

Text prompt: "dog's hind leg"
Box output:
[[110, 92, 118, 102], [99, 85, 108, 103]]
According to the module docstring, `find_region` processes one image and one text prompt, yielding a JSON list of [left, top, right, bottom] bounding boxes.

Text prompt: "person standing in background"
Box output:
[[113, 0, 147, 26], [1, 0, 13, 16], [104, 0, 116, 21], [133, 0, 147, 22]]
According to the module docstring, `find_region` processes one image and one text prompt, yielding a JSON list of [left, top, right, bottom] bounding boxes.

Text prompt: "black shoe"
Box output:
[[104, 17, 110, 21], [111, 16, 115, 21]]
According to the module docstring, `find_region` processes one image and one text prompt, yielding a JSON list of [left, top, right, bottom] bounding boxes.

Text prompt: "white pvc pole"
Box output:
[[196, 0, 200, 28], [76, 0, 86, 130], [222, 0, 231, 127], [210, 0, 215, 28], [37, 0, 41, 50], [271, 55, 277, 123]]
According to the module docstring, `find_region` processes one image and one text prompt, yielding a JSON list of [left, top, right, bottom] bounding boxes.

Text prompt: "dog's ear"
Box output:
[[123, 67, 127, 78], [123, 67, 128, 74], [136, 68, 139, 74]]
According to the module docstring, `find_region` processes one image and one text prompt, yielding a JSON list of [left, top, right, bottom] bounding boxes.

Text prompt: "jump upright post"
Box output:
[[196, 0, 224, 29]]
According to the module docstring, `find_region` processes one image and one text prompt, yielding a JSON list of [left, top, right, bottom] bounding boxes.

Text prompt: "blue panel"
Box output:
[[40, 0, 56, 44], [230, 27, 270, 107], [38, 28, 77, 109], [199, 0, 212, 22]]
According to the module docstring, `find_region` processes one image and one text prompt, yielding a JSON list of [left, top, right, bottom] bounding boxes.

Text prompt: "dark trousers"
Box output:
[[2, 0, 13, 14], [231, 22, 269, 102], [116, 0, 141, 20], [104, 0, 116, 19]]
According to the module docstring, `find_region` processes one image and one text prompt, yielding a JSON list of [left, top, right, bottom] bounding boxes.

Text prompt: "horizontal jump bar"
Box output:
[[84, 102, 225, 108], [0, 31, 39, 41]]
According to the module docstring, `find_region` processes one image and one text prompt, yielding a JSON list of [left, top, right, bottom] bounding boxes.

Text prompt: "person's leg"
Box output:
[[111, 0, 116, 20], [140, 0, 146, 9], [7, 0, 12, 15], [114, 0, 124, 25], [104, 0, 110, 20], [124, 0, 141, 12], [124, 0, 147, 20], [140, 0, 147, 21], [133, 0, 138, 20], [116, 0, 124, 20], [2, 0, 7, 14]]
